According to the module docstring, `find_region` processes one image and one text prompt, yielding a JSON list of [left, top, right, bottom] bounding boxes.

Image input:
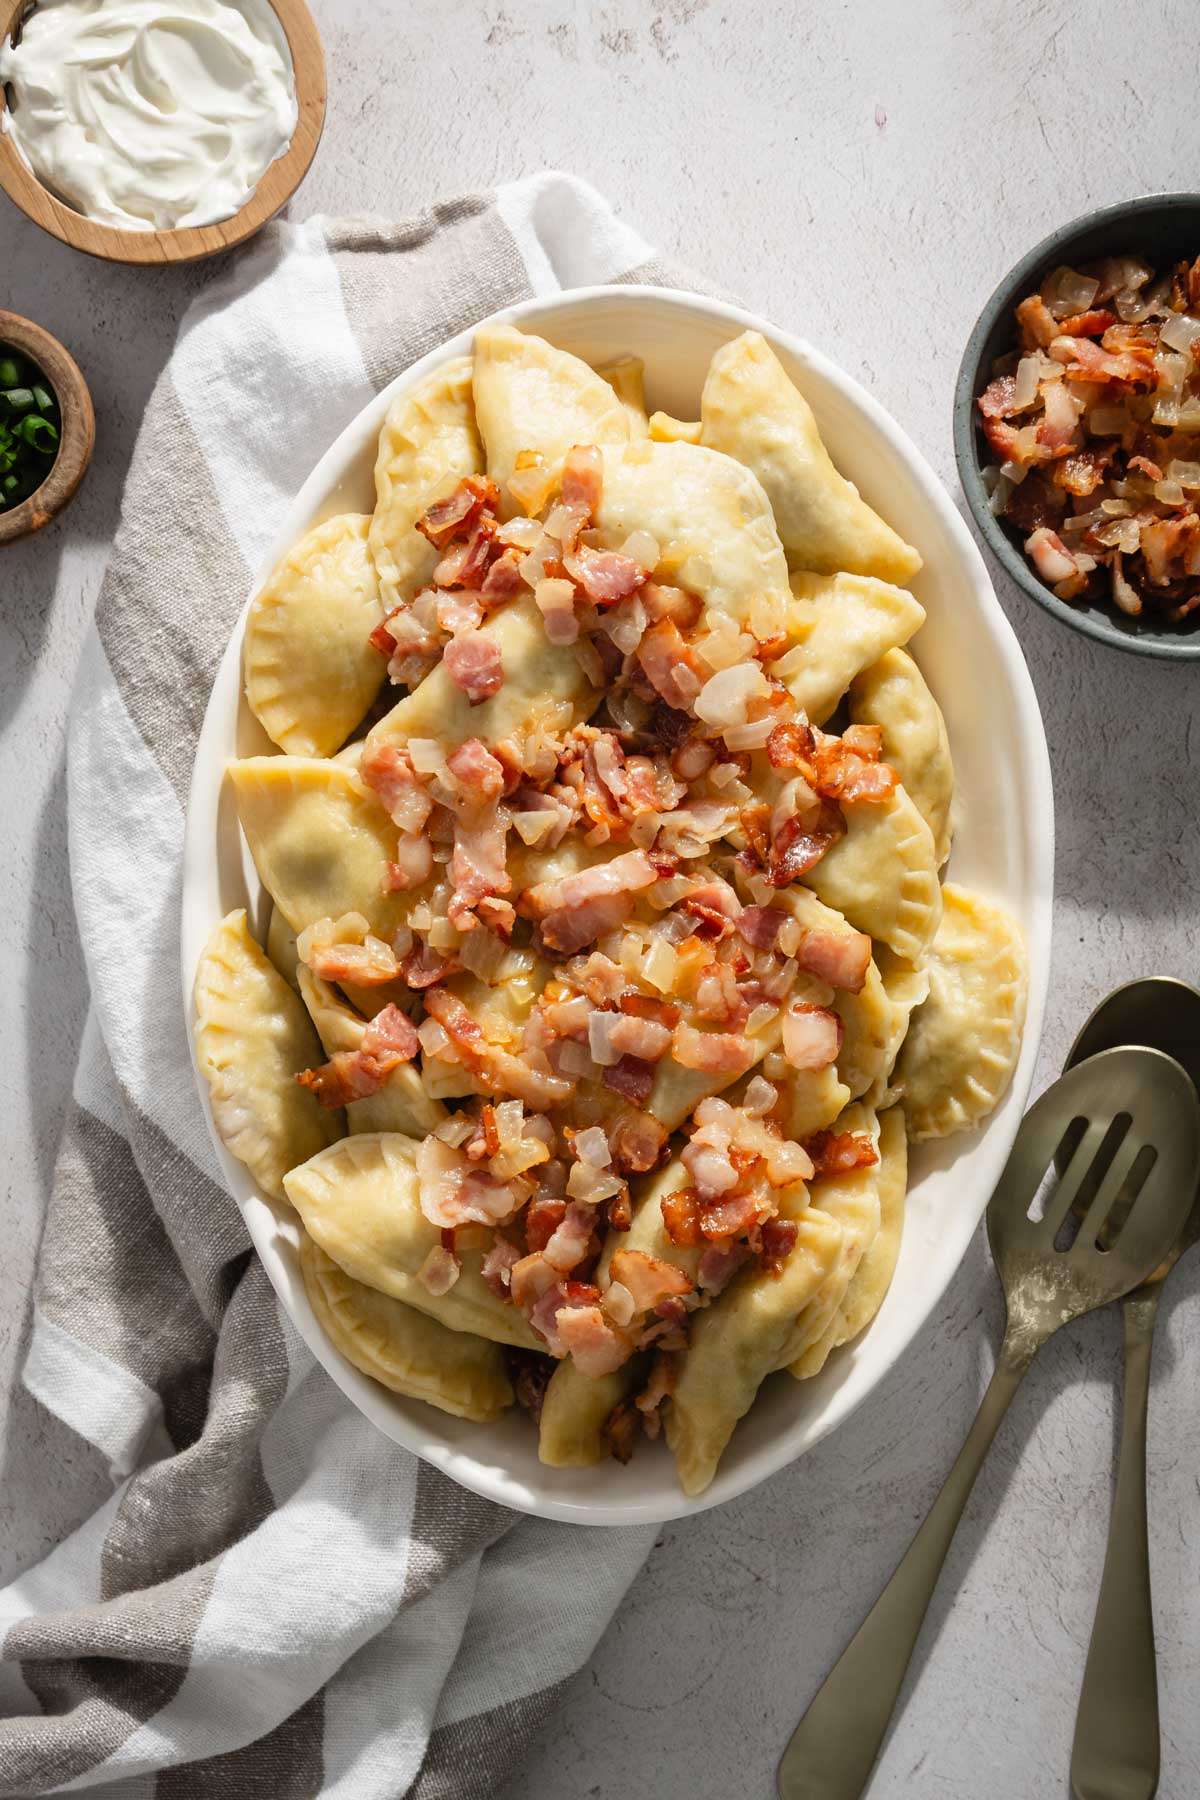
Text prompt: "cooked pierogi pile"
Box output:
[[195, 325, 1027, 1496]]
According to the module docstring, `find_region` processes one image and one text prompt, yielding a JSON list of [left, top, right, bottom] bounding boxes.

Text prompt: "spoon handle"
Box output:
[[1070, 1290, 1161, 1800], [777, 1341, 1030, 1800]]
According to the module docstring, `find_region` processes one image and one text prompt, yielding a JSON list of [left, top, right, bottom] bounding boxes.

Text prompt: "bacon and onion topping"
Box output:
[[978, 251, 1200, 622]]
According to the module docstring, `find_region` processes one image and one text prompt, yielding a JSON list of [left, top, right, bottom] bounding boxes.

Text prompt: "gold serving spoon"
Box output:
[[1065, 980, 1200, 1800], [777, 1044, 1200, 1800]]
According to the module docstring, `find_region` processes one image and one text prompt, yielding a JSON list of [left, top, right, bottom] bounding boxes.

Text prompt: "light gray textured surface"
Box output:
[[3, 0, 1199, 1794]]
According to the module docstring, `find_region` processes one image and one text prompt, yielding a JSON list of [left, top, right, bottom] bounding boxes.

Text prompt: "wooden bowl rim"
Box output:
[[0, 0, 326, 266], [0, 307, 94, 545]]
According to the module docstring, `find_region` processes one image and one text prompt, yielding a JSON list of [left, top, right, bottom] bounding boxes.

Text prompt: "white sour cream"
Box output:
[[0, 0, 298, 232]]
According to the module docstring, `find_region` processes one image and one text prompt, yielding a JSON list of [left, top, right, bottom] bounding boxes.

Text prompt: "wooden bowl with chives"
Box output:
[[0, 0, 326, 266], [0, 310, 93, 547]]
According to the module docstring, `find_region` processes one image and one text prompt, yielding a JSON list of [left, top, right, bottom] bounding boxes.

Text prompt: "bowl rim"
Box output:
[[0, 0, 326, 266], [953, 190, 1200, 662], [183, 283, 1054, 1524], [0, 306, 94, 544]]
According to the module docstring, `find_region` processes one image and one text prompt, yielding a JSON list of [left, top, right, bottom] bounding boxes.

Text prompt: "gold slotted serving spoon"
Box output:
[[1065, 980, 1200, 1800], [777, 1043, 1200, 1800]]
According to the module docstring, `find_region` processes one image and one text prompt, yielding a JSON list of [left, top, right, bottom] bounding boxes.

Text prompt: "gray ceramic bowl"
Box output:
[[954, 192, 1200, 661]]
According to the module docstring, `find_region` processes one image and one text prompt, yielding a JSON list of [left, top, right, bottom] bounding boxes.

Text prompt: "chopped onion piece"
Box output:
[[621, 530, 660, 570], [494, 1099, 524, 1148], [496, 516, 543, 550], [1154, 479, 1185, 506], [513, 810, 558, 846], [769, 644, 808, 679], [1041, 265, 1099, 319], [418, 1018, 451, 1058], [573, 637, 605, 685], [694, 662, 770, 727], [642, 935, 679, 994], [607, 595, 647, 655], [566, 1162, 623, 1203], [1012, 354, 1041, 410], [747, 1002, 777, 1033], [417, 1244, 461, 1296], [1159, 311, 1200, 355], [458, 927, 505, 981], [1167, 460, 1200, 489], [603, 1281, 636, 1328], [490, 1140, 549, 1180], [435, 1116, 474, 1147], [722, 716, 775, 751], [574, 1125, 612, 1167], [556, 1039, 601, 1080], [587, 1010, 622, 1066], [742, 1075, 778, 1117], [409, 739, 446, 775]]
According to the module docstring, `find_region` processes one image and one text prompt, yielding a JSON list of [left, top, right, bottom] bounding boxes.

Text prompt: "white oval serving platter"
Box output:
[[182, 285, 1053, 1525]]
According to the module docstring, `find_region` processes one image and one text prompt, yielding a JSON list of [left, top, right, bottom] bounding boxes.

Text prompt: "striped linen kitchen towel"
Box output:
[[0, 173, 708, 1798]]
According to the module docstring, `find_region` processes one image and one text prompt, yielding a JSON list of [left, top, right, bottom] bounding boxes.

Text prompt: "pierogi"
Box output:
[[196, 323, 1025, 1496]]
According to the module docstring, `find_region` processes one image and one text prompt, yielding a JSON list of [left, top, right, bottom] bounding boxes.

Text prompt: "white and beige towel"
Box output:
[[0, 174, 708, 1798]]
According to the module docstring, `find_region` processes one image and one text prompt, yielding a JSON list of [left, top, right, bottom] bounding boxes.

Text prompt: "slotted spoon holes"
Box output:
[[1025, 1110, 1159, 1255]]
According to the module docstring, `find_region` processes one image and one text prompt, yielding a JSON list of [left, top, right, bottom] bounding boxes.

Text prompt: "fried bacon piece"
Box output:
[[524, 1196, 568, 1254], [606, 1014, 672, 1062], [608, 1249, 693, 1314], [803, 1129, 880, 1180], [556, 1304, 631, 1377], [481, 547, 524, 600], [607, 1111, 668, 1174], [698, 1188, 763, 1242], [619, 990, 681, 1027], [296, 1004, 419, 1107], [793, 924, 871, 994], [767, 803, 846, 885], [444, 630, 503, 704], [446, 736, 505, 802], [781, 1002, 843, 1071], [561, 443, 603, 514], [680, 878, 742, 940], [448, 804, 510, 930], [422, 987, 573, 1109], [522, 850, 658, 955], [602, 1054, 657, 1105], [359, 742, 433, 833], [400, 940, 456, 989], [661, 1187, 702, 1247], [636, 618, 703, 711], [671, 1023, 755, 1075], [416, 474, 499, 547], [566, 545, 647, 606], [304, 931, 400, 986], [697, 1240, 751, 1295], [759, 1216, 799, 1275]]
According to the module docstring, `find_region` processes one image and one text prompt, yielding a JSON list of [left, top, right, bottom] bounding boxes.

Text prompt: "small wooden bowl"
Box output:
[[0, 0, 326, 266], [0, 309, 94, 546]]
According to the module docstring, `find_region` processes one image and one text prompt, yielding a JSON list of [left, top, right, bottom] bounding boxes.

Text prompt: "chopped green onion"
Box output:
[[15, 414, 58, 452], [0, 346, 62, 511]]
